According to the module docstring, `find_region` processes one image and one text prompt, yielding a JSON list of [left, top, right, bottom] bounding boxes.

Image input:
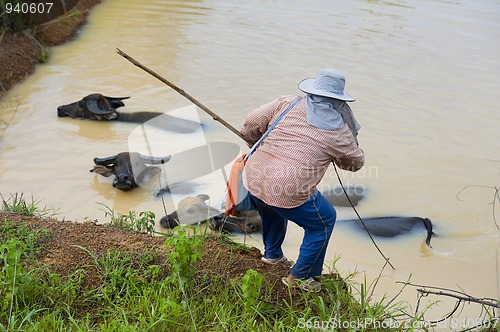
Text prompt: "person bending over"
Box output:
[[241, 68, 365, 292]]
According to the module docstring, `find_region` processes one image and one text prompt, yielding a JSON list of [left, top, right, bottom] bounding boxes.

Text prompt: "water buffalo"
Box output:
[[58, 94, 131, 120], [160, 194, 261, 234], [341, 216, 434, 247], [91, 142, 241, 194], [57, 93, 200, 133], [91, 152, 171, 191]]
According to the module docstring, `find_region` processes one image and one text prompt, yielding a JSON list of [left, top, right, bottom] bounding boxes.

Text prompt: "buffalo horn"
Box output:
[[139, 154, 171, 164], [104, 96, 130, 100], [87, 98, 114, 115], [94, 155, 118, 165]]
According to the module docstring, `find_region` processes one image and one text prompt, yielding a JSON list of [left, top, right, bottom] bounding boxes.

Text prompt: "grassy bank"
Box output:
[[0, 195, 438, 331]]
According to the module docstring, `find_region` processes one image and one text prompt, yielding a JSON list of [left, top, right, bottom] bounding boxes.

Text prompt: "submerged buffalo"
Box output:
[[161, 194, 434, 244], [160, 194, 261, 234], [91, 152, 171, 191], [57, 94, 131, 120], [341, 216, 434, 247], [57, 93, 200, 133], [91, 142, 241, 194]]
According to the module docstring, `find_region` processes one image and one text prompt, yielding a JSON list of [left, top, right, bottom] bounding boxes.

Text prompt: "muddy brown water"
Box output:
[[1, 0, 499, 326]]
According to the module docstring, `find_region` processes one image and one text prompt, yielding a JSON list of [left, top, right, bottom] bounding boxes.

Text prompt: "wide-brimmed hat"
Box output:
[[298, 68, 354, 102]]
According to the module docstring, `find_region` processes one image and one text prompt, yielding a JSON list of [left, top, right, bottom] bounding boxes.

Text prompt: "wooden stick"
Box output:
[[417, 288, 500, 309], [116, 48, 249, 143]]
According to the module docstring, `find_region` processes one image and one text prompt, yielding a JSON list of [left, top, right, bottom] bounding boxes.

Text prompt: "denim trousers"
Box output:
[[249, 191, 337, 279]]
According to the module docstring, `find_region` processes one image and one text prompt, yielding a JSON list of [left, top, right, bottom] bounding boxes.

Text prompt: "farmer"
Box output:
[[241, 68, 365, 292]]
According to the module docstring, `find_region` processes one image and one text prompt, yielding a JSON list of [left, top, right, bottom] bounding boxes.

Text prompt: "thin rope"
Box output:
[[332, 163, 395, 270]]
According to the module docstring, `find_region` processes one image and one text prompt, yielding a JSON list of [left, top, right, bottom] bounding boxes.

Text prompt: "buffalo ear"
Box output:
[[91, 165, 114, 177], [105, 96, 130, 109], [109, 100, 125, 108], [196, 194, 210, 202]]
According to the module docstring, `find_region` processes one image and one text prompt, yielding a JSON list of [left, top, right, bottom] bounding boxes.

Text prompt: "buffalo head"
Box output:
[[58, 93, 129, 120], [160, 195, 262, 234], [208, 211, 262, 234], [91, 152, 171, 191]]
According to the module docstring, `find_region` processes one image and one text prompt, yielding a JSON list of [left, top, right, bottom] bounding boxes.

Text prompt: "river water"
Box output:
[[1, 0, 499, 327]]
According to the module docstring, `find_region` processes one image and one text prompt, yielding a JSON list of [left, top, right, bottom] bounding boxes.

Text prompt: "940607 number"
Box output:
[[5, 2, 54, 14]]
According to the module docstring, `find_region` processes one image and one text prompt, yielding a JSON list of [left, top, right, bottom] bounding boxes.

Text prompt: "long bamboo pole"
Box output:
[[116, 48, 249, 144]]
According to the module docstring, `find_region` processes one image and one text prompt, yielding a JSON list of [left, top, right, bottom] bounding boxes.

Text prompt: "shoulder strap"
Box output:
[[245, 97, 302, 160]]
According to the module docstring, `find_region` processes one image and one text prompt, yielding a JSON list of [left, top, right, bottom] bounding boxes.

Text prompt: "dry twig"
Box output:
[[456, 184, 500, 230], [398, 282, 499, 309]]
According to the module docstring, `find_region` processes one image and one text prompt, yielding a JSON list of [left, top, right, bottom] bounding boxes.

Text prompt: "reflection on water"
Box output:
[[1, 0, 499, 321]]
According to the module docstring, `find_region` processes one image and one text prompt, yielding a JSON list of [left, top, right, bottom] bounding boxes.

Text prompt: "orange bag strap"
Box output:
[[225, 154, 247, 215]]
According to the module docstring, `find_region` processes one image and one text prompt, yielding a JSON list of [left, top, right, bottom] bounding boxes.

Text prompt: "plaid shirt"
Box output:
[[241, 95, 365, 208]]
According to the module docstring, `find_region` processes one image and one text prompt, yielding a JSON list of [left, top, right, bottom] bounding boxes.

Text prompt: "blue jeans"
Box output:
[[249, 191, 336, 279]]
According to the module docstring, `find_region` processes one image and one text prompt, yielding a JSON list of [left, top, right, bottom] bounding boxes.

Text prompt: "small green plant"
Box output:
[[98, 204, 156, 235], [164, 226, 204, 283], [239, 269, 263, 314]]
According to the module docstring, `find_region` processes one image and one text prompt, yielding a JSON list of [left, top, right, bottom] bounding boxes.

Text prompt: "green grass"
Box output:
[[0, 193, 58, 218], [98, 203, 156, 235], [0, 195, 498, 331]]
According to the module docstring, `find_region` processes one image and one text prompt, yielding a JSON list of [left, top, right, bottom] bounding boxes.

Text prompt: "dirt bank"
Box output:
[[0, 0, 101, 97], [0, 212, 296, 303]]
